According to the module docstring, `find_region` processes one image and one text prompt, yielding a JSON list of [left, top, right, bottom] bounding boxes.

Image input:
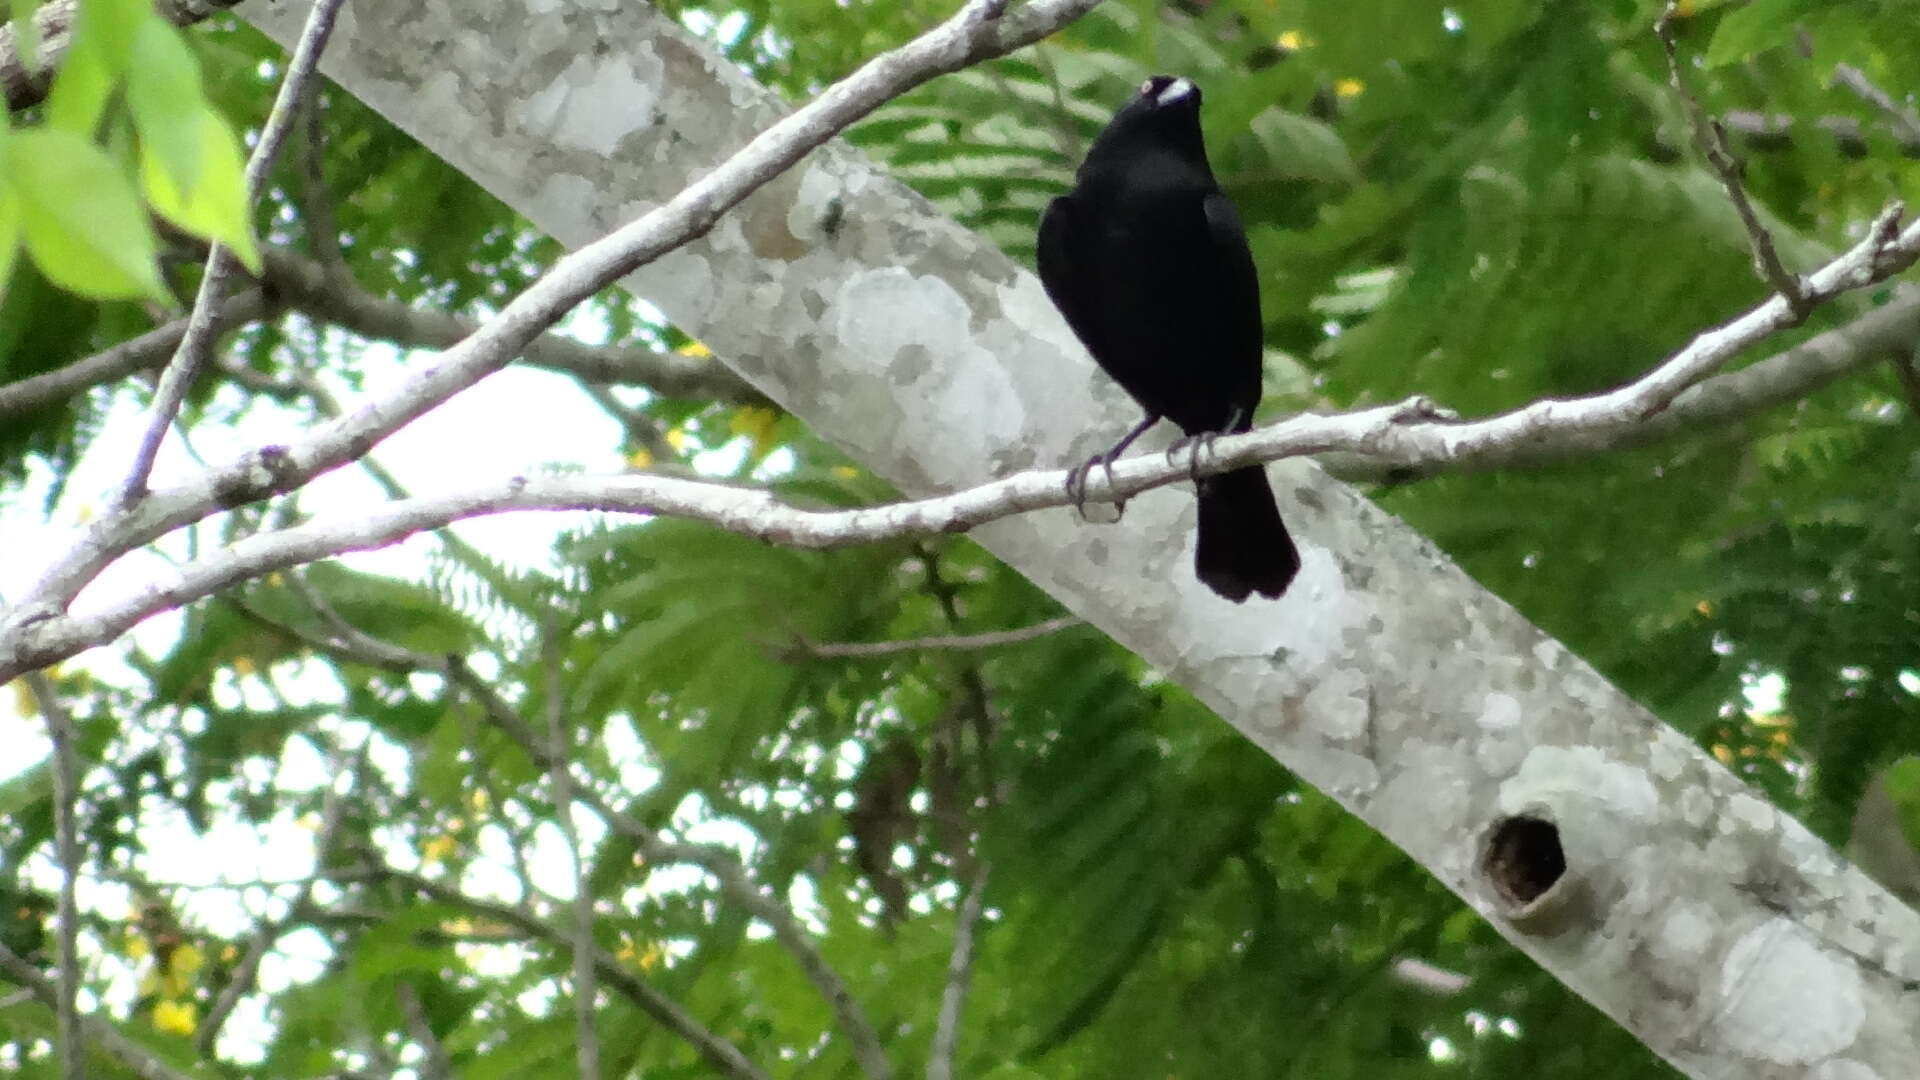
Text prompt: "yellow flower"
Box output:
[[831, 465, 860, 481], [152, 999, 198, 1036], [664, 427, 691, 454], [627, 447, 655, 469], [730, 406, 783, 459], [1276, 30, 1310, 50], [170, 943, 205, 977], [421, 833, 459, 865], [1335, 78, 1365, 97], [676, 340, 713, 358]]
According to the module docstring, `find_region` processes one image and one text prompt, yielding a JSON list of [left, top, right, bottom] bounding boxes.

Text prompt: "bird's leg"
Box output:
[[1067, 412, 1160, 520], [1166, 408, 1245, 481]]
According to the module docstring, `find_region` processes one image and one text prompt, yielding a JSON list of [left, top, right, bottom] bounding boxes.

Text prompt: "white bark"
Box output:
[[24, 0, 1920, 1075]]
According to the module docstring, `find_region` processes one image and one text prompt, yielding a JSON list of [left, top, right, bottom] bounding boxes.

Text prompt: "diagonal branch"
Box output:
[[119, 0, 350, 504], [25, 671, 84, 1080], [927, 863, 989, 1080], [0, 941, 197, 1080], [4, 0, 1104, 649], [784, 614, 1084, 660], [8, 201, 1917, 683], [1656, 4, 1808, 316], [363, 863, 772, 1080]]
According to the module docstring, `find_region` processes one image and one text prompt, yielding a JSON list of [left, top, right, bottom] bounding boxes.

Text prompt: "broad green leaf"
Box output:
[[43, 35, 114, 135], [11, 129, 167, 301], [127, 17, 208, 198], [1249, 106, 1358, 183], [1704, 0, 1815, 66], [141, 110, 262, 274]]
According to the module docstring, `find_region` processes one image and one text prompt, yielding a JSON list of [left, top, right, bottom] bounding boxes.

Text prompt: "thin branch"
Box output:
[[8, 196, 1913, 681], [0, 942, 196, 1080], [0, 289, 271, 423], [119, 0, 350, 504], [364, 863, 772, 1080], [927, 863, 989, 1080], [195, 740, 359, 1055], [11, 0, 1097, 634], [25, 671, 83, 1080], [540, 622, 601, 1080], [459, 658, 897, 1080], [1892, 350, 1920, 420], [786, 615, 1084, 660], [396, 981, 455, 1080], [1831, 63, 1920, 149], [1657, 4, 1808, 316]]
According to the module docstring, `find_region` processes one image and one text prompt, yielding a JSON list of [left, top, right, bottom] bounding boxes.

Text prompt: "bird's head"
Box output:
[[1080, 74, 1210, 176]]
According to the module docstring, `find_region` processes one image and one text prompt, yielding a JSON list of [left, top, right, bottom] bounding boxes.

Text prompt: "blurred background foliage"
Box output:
[[2, 0, 1919, 1076]]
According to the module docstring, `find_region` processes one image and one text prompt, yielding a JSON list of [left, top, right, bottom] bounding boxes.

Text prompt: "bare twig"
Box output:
[[396, 981, 455, 1080], [1831, 63, 1920, 149], [1656, 4, 1808, 316], [119, 0, 350, 505], [928, 863, 989, 1080], [195, 740, 360, 1055], [787, 614, 1084, 660], [0, 289, 271, 423], [540, 622, 601, 1080], [13, 0, 1095, 637], [1892, 350, 1920, 420], [25, 671, 83, 1080], [0, 941, 196, 1080], [9, 198, 1913, 682], [364, 863, 772, 1080]]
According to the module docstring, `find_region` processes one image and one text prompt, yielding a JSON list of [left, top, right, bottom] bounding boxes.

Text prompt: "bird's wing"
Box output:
[[1202, 191, 1266, 427], [1036, 195, 1110, 361]]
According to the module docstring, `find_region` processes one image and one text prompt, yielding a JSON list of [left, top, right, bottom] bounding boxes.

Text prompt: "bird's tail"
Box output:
[[1194, 465, 1299, 602]]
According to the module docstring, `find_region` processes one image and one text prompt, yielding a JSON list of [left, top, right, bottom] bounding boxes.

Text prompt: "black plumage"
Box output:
[[1037, 74, 1300, 602]]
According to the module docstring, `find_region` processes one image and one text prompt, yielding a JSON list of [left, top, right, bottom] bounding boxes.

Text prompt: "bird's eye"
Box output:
[[1139, 78, 1156, 95]]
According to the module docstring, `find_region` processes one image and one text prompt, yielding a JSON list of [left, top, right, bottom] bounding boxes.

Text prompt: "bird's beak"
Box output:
[[1153, 77, 1196, 107]]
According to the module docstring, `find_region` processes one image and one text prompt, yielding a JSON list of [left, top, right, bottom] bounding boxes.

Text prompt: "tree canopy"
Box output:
[[2, 0, 1919, 1077]]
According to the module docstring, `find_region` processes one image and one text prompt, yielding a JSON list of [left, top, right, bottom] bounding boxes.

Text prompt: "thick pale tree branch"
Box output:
[[0, 0, 1103, 656], [120, 0, 349, 503], [6, 206, 1917, 683]]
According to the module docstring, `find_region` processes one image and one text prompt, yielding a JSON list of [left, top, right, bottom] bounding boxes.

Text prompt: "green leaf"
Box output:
[[1705, 0, 1814, 67], [1248, 106, 1359, 183], [127, 17, 208, 198], [141, 109, 262, 274], [11, 129, 167, 301]]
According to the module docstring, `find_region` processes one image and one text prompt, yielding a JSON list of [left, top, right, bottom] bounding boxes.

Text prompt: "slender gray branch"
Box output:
[[25, 671, 83, 1080], [6, 0, 1100, 642], [9, 203, 1917, 683], [1831, 63, 1920, 149], [1657, 4, 1807, 315], [396, 981, 455, 1080], [119, 0, 349, 504], [0, 289, 270, 423], [928, 863, 989, 1080], [195, 741, 358, 1056], [367, 864, 772, 1080], [540, 624, 601, 1080], [0, 941, 196, 1080], [787, 615, 1084, 660]]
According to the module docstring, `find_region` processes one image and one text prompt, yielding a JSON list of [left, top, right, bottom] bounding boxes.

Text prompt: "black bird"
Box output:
[[1037, 74, 1300, 602]]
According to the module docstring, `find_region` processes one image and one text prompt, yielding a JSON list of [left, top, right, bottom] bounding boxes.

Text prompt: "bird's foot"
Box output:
[[1166, 430, 1221, 482], [1390, 394, 1460, 424], [1064, 453, 1128, 520]]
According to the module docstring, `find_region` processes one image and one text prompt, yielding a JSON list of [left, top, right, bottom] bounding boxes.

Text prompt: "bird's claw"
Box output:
[[1166, 431, 1219, 482], [1064, 453, 1128, 521]]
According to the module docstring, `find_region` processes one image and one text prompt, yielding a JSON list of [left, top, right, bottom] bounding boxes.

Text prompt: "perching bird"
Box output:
[[1037, 74, 1300, 602]]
